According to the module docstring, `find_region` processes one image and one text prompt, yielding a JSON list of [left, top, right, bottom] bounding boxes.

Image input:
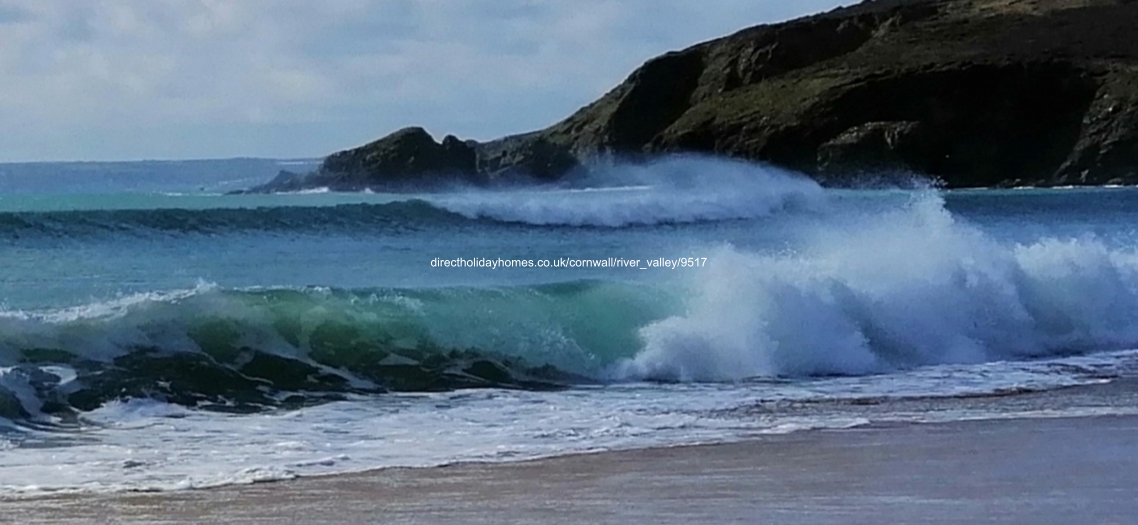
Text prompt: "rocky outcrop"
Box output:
[[476, 134, 582, 181], [247, 0, 1138, 191], [243, 127, 481, 192]]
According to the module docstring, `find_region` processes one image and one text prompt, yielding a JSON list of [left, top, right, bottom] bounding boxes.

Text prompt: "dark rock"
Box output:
[[0, 365, 70, 420], [18, 348, 76, 364], [476, 134, 581, 181], [817, 121, 930, 174], [243, 127, 481, 193], [463, 359, 514, 385], [320, 127, 478, 185], [635, 0, 1128, 187], [54, 349, 370, 414], [242, 0, 1138, 191], [0, 388, 28, 420], [530, 0, 1138, 187], [66, 350, 277, 412], [237, 351, 351, 393], [1056, 69, 1138, 184]]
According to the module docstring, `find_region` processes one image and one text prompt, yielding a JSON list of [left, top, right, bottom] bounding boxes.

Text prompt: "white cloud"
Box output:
[[0, 0, 851, 161]]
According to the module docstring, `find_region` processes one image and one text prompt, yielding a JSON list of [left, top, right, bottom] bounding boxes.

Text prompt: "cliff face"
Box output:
[[249, 0, 1138, 192]]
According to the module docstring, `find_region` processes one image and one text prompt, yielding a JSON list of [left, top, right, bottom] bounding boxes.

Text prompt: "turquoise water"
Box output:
[[5, 156, 1138, 494], [9, 184, 1138, 311]]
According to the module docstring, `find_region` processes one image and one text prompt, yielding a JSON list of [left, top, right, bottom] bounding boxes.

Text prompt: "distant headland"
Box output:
[[240, 0, 1138, 193]]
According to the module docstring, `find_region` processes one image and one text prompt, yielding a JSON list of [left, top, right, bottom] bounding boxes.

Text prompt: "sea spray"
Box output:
[[429, 156, 826, 227], [8, 189, 1138, 413], [617, 192, 1138, 380], [10, 158, 1138, 496]]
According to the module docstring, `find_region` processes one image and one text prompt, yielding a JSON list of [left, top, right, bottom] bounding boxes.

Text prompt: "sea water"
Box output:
[[3, 156, 1138, 495]]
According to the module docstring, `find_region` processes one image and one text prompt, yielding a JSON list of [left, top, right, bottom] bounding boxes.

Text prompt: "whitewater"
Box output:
[[5, 156, 1138, 495]]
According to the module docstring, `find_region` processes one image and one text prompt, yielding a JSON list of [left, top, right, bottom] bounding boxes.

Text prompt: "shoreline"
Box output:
[[7, 414, 1138, 524]]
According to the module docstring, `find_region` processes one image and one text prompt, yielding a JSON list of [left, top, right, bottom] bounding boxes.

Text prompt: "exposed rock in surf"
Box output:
[[0, 387, 28, 421], [240, 0, 1138, 191], [4, 345, 579, 418]]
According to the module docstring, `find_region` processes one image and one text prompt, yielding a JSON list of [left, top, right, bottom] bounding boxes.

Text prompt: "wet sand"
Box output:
[[6, 415, 1138, 524]]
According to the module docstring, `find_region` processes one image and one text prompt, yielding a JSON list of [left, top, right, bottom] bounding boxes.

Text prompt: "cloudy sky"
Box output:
[[0, 0, 849, 162]]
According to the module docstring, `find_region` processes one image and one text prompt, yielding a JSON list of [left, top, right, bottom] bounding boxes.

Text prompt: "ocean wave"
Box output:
[[0, 281, 680, 420], [0, 200, 466, 239], [0, 157, 825, 238], [617, 192, 1138, 380], [8, 191, 1138, 418]]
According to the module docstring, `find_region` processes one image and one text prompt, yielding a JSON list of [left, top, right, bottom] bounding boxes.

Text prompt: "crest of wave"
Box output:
[[616, 192, 1138, 380], [429, 156, 826, 227]]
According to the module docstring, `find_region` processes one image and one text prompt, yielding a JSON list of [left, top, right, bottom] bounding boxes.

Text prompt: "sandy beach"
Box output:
[[6, 415, 1136, 525]]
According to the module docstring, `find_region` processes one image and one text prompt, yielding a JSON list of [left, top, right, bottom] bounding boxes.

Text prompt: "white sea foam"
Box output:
[[618, 192, 1138, 380], [430, 156, 825, 227], [2, 349, 1131, 497], [8, 180, 1138, 497], [290, 187, 332, 195], [7, 188, 1138, 387]]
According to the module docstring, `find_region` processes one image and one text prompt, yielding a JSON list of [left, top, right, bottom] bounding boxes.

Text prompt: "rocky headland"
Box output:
[[243, 0, 1138, 192]]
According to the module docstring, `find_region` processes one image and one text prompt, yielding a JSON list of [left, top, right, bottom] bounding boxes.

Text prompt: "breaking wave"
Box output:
[[7, 184, 1138, 418], [0, 157, 825, 238], [431, 157, 825, 226], [0, 281, 679, 420], [619, 192, 1138, 380]]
